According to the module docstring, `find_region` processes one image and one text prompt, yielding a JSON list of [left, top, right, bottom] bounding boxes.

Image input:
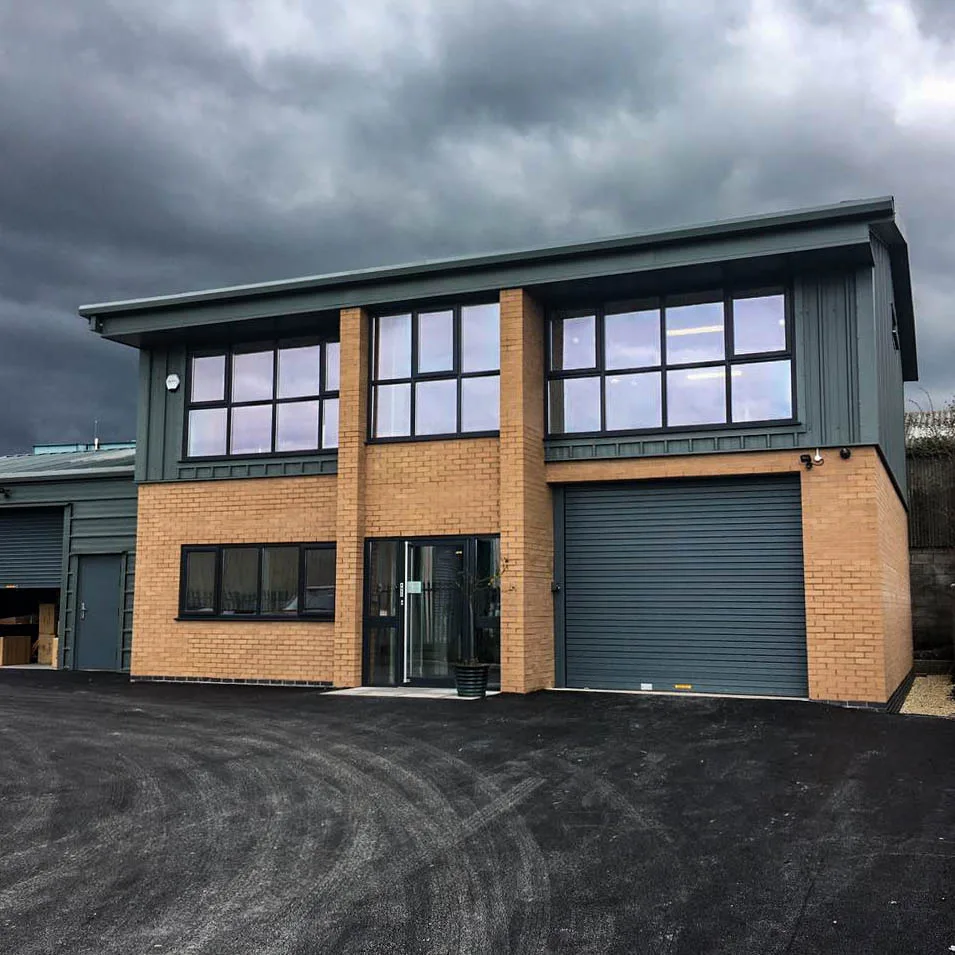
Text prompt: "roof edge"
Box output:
[[0, 466, 135, 484], [79, 197, 896, 319]]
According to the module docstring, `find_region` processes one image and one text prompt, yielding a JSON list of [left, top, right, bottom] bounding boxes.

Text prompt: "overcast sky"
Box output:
[[0, 0, 953, 454]]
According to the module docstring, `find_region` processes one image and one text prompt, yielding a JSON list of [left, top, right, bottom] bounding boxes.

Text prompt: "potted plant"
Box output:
[[452, 657, 492, 699], [451, 555, 506, 699]]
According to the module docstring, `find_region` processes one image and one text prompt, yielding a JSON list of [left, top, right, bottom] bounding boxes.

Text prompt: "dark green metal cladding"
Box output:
[[547, 269, 869, 461], [78, 199, 914, 370], [86, 197, 914, 494], [871, 236, 907, 497], [137, 344, 338, 484], [0, 473, 137, 670], [556, 475, 808, 697]]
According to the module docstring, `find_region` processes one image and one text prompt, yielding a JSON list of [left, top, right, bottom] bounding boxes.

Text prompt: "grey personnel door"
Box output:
[[0, 508, 64, 587], [559, 474, 808, 697], [73, 554, 123, 670]]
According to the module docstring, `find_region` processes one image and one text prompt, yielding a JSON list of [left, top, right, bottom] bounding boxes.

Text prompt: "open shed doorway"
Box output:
[[0, 588, 60, 667]]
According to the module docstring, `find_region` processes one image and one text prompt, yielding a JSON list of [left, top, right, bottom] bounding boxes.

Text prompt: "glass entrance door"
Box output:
[[363, 536, 501, 688], [404, 541, 466, 683]]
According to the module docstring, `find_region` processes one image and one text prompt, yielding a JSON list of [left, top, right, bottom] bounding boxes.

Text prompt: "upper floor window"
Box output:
[[370, 303, 500, 440], [546, 290, 793, 435], [186, 340, 340, 458]]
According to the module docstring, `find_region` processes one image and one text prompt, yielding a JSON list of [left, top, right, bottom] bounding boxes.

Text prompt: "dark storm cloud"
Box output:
[[0, 0, 953, 454]]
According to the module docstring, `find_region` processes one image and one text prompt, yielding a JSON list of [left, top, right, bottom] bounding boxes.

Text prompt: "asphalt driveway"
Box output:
[[0, 673, 952, 955]]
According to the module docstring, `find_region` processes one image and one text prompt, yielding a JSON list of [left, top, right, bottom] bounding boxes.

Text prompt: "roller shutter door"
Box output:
[[561, 475, 807, 697], [0, 508, 64, 588]]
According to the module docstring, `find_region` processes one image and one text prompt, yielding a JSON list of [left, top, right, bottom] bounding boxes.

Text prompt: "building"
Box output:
[[79, 197, 917, 705], [0, 444, 137, 669]]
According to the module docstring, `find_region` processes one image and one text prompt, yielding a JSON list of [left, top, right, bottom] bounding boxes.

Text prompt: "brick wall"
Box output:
[[799, 449, 886, 701], [364, 439, 499, 537], [548, 446, 912, 703], [334, 307, 369, 686], [876, 459, 914, 692], [132, 477, 337, 682], [499, 289, 554, 693]]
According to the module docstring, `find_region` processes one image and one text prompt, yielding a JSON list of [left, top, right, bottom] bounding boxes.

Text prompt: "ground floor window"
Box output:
[[363, 535, 500, 688], [179, 543, 335, 620]]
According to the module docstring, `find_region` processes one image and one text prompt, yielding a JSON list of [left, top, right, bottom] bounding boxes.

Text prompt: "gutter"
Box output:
[[0, 467, 135, 485]]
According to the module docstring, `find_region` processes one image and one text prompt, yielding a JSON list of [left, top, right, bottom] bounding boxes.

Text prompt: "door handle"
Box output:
[[80, 602, 87, 620]]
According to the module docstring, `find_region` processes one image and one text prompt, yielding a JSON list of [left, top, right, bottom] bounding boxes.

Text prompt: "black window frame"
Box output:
[[178, 542, 336, 621], [545, 287, 797, 437], [183, 338, 340, 461], [368, 302, 501, 442]]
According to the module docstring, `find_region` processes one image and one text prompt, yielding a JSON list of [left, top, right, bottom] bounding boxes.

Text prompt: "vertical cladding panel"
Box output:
[[871, 237, 907, 498], [805, 271, 858, 447], [149, 346, 169, 483], [136, 349, 152, 483], [855, 266, 880, 445], [164, 344, 188, 479]]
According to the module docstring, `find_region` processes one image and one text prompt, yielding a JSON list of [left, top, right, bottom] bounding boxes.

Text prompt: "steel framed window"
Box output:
[[368, 303, 500, 440], [184, 339, 340, 459], [178, 543, 336, 620], [546, 289, 795, 436]]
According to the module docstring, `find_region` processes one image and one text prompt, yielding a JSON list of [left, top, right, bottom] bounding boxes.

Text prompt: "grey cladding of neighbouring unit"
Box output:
[[559, 474, 808, 697], [0, 508, 65, 587]]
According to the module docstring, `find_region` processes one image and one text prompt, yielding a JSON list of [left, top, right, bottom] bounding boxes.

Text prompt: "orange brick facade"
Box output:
[[132, 477, 338, 682], [130, 292, 913, 704], [499, 289, 554, 693]]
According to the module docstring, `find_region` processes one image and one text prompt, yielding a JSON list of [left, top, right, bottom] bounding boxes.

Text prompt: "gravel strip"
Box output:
[[900, 674, 955, 717]]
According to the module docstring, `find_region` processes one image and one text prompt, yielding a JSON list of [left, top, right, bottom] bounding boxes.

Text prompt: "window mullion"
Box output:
[[411, 308, 420, 378], [255, 547, 264, 616], [660, 304, 669, 427], [724, 295, 733, 424], [298, 545, 306, 619], [271, 347, 279, 453], [453, 305, 461, 376], [597, 309, 607, 431], [214, 547, 223, 616]]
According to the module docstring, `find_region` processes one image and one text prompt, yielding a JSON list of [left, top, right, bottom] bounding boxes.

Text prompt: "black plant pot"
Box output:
[[453, 663, 491, 699]]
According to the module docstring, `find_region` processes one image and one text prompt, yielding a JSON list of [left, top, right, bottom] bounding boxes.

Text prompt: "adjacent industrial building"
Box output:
[[0, 444, 136, 670]]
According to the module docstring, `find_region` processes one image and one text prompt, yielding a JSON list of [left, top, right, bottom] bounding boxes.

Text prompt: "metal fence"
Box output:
[[907, 452, 955, 548]]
